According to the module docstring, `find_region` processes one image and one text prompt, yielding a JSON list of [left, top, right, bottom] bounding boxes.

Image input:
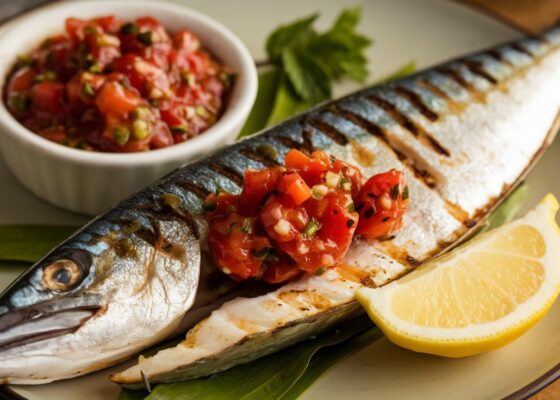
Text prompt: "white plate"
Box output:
[[2, 0, 559, 399]]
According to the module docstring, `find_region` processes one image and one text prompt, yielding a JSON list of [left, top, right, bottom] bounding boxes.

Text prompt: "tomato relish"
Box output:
[[204, 149, 410, 284], [4, 15, 233, 152]]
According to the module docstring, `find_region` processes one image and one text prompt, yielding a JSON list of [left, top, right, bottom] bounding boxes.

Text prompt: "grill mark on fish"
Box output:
[[460, 59, 498, 85], [302, 127, 315, 152], [207, 162, 243, 187], [393, 86, 439, 121], [415, 79, 466, 114], [273, 136, 308, 154], [174, 180, 210, 200], [444, 201, 472, 226], [239, 147, 280, 167], [486, 49, 513, 67], [405, 255, 421, 268], [308, 118, 349, 146], [511, 42, 534, 58], [330, 107, 439, 189], [368, 95, 451, 157], [437, 67, 475, 91]]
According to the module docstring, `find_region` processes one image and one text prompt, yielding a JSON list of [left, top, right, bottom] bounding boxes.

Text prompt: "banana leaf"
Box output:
[[118, 315, 378, 400], [0, 225, 78, 263]]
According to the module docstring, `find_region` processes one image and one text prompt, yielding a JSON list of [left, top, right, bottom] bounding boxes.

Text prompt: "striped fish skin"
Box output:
[[2, 26, 560, 386], [113, 26, 560, 388]]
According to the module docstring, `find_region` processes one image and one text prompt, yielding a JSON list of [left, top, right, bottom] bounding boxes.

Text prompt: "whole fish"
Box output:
[[2, 25, 560, 386]]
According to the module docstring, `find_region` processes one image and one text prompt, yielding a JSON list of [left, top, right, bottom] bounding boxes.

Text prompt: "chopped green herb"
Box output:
[[113, 126, 130, 145], [81, 81, 95, 97], [340, 177, 352, 192], [120, 78, 131, 89], [315, 266, 327, 276], [132, 106, 150, 120], [16, 54, 34, 68], [402, 185, 409, 201], [8, 94, 29, 114], [240, 218, 252, 234], [391, 184, 400, 200], [89, 62, 103, 74], [226, 223, 234, 237], [170, 125, 188, 134], [202, 200, 217, 212], [180, 70, 196, 86], [303, 219, 321, 237], [347, 203, 356, 213], [253, 247, 274, 261], [137, 31, 153, 45], [33, 70, 57, 83], [84, 25, 96, 34], [195, 105, 208, 118], [120, 22, 139, 35], [132, 119, 150, 140]]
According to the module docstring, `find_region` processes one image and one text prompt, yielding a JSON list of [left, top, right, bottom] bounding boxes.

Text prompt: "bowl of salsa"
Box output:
[[0, 0, 257, 214]]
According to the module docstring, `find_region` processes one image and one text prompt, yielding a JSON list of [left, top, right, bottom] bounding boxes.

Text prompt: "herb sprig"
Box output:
[[239, 7, 371, 136]]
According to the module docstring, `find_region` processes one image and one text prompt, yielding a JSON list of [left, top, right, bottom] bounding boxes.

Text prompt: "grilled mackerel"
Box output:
[[2, 26, 560, 386]]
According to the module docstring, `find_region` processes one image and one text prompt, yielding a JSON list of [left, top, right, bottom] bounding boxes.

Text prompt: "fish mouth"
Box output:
[[0, 294, 102, 351]]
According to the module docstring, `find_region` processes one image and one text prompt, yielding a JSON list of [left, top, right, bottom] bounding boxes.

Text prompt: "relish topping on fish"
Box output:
[[203, 149, 409, 283], [4, 15, 232, 152]]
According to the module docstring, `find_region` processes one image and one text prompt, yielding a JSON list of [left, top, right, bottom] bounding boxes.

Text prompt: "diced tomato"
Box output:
[[95, 81, 140, 115], [355, 169, 409, 239], [7, 67, 34, 93], [284, 149, 330, 186], [65, 18, 88, 44], [331, 159, 364, 197], [207, 211, 272, 281], [30, 81, 65, 114], [5, 15, 231, 152], [278, 172, 312, 206], [149, 121, 173, 149], [260, 190, 357, 274], [239, 168, 282, 213], [172, 30, 200, 54], [91, 16, 120, 32]]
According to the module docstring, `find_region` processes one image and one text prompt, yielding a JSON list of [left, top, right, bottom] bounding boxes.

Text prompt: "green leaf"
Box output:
[[122, 315, 377, 400], [117, 389, 147, 400], [266, 75, 312, 127], [375, 61, 416, 84], [281, 326, 383, 399], [331, 6, 361, 32], [266, 14, 318, 62], [282, 48, 331, 103], [482, 183, 529, 232], [238, 67, 281, 137], [0, 225, 78, 263]]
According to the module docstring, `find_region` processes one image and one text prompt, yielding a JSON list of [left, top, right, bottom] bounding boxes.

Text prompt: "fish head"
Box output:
[[0, 214, 201, 384]]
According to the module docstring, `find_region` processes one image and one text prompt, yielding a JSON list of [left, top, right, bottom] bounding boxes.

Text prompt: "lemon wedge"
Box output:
[[356, 194, 560, 358]]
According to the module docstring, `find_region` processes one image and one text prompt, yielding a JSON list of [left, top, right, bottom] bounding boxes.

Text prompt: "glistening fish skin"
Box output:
[[2, 26, 560, 386], [113, 26, 560, 387]]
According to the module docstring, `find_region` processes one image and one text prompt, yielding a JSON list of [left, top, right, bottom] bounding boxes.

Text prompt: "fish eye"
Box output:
[[42, 260, 84, 291]]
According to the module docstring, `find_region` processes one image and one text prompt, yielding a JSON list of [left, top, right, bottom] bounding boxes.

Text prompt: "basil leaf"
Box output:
[[0, 225, 78, 263], [282, 48, 331, 103], [266, 14, 318, 62]]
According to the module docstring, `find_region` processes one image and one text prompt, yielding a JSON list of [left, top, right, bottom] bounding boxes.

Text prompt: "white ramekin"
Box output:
[[0, 0, 257, 215]]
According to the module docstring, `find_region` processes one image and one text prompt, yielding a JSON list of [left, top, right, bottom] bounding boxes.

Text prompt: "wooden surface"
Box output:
[[459, 0, 560, 34], [459, 2, 560, 399]]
